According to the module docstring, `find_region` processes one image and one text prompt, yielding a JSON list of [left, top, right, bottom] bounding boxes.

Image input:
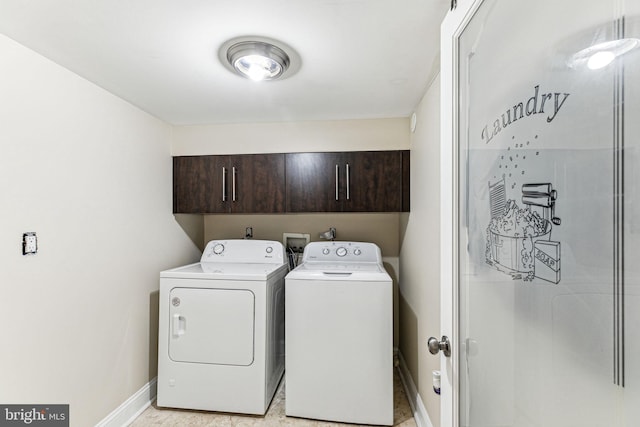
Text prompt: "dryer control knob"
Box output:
[[336, 247, 348, 257], [354, 248, 362, 256], [266, 246, 273, 253], [322, 248, 330, 255], [212, 243, 225, 255]]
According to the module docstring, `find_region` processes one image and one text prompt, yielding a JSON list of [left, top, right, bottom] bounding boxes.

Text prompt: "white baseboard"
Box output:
[[95, 377, 157, 427], [397, 352, 433, 427]]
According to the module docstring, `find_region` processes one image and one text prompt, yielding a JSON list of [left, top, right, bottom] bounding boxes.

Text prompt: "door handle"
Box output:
[[428, 335, 451, 357], [172, 314, 185, 337]]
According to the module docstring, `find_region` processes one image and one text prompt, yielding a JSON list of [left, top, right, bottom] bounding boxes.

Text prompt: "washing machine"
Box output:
[[157, 239, 287, 415], [285, 241, 393, 426]]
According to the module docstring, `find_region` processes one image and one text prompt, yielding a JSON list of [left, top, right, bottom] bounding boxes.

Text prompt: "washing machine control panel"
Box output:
[[302, 241, 382, 263], [201, 240, 285, 264]]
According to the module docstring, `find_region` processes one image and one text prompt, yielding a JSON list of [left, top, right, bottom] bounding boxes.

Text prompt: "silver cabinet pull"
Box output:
[[335, 164, 339, 201], [222, 167, 227, 202], [232, 166, 237, 202], [346, 163, 350, 200]]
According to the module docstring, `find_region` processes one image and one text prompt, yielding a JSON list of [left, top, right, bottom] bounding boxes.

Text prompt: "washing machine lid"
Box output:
[[161, 261, 287, 281], [286, 261, 390, 282]]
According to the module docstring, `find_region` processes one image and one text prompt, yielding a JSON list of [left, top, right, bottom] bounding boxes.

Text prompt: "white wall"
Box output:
[[399, 74, 441, 426], [0, 34, 201, 426]]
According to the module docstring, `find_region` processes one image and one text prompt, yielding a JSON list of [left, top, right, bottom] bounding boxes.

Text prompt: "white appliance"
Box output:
[[157, 239, 287, 415], [285, 241, 393, 426]]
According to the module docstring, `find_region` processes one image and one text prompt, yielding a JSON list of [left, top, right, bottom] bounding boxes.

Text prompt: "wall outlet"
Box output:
[[23, 232, 37, 255]]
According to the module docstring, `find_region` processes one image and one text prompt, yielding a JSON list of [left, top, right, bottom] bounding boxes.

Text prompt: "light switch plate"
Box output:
[[23, 232, 37, 255]]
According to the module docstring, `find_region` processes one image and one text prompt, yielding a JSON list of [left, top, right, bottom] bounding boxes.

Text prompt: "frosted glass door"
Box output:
[[456, 0, 639, 425], [623, 3, 640, 426]]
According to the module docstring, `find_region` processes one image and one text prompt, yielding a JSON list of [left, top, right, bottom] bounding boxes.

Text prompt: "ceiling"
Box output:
[[0, 0, 449, 126]]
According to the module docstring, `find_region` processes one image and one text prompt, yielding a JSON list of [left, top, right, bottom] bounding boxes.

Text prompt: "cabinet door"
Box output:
[[173, 155, 229, 213], [286, 152, 345, 212], [230, 154, 286, 213], [344, 151, 404, 212], [402, 150, 410, 212]]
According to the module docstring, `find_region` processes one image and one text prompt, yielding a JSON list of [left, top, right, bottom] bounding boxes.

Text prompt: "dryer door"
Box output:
[[168, 287, 255, 366]]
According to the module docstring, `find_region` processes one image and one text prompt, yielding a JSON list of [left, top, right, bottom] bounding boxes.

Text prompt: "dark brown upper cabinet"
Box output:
[[173, 154, 286, 214], [284, 152, 345, 212], [285, 150, 409, 213]]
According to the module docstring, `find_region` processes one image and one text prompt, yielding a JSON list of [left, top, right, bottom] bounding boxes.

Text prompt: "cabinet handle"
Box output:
[[232, 166, 236, 202], [335, 164, 339, 201], [222, 167, 227, 202], [346, 163, 350, 200]]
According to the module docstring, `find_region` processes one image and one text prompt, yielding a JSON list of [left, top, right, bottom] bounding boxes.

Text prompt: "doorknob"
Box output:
[[428, 336, 451, 357]]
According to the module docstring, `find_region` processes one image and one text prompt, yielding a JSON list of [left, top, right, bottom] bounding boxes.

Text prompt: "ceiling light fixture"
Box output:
[[219, 36, 300, 81], [570, 38, 640, 70]]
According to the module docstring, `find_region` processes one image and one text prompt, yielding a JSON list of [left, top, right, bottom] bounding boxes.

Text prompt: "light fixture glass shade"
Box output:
[[226, 41, 290, 81]]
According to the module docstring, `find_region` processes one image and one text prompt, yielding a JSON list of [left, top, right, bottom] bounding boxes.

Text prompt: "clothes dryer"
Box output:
[[285, 241, 393, 426], [157, 239, 287, 415]]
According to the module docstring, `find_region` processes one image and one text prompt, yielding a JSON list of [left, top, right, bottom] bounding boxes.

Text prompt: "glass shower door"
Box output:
[[454, 0, 639, 425]]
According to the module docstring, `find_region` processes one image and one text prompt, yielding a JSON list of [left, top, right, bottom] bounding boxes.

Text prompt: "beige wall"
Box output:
[[171, 119, 410, 256], [399, 74, 442, 426], [171, 117, 410, 155], [203, 213, 401, 256], [0, 35, 202, 426]]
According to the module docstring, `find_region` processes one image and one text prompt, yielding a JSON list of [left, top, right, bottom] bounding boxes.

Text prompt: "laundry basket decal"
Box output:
[[486, 179, 561, 283]]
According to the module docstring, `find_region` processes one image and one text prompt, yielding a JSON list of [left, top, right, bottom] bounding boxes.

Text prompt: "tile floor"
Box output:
[[130, 369, 415, 426]]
